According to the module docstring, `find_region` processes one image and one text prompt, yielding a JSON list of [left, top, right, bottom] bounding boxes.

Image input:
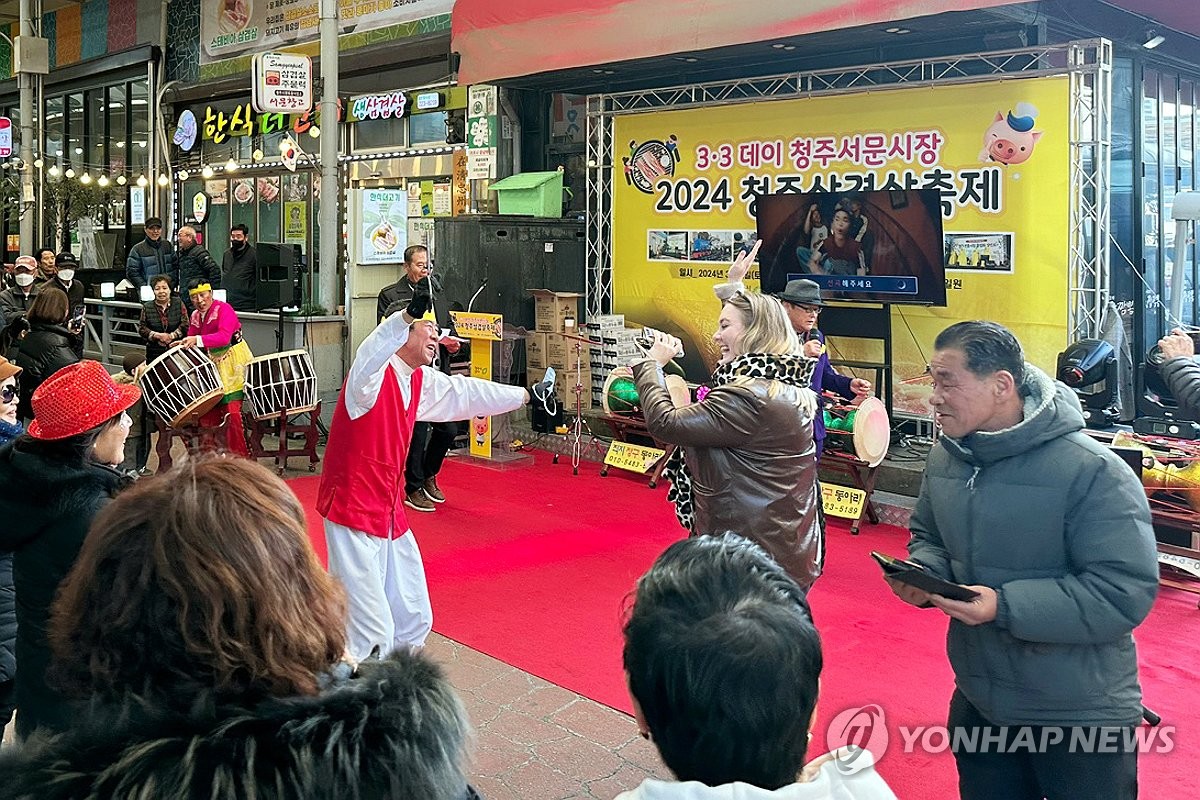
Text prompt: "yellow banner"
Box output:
[[613, 76, 1071, 416], [603, 441, 667, 474], [468, 328, 494, 459], [451, 311, 504, 341], [821, 483, 868, 519]]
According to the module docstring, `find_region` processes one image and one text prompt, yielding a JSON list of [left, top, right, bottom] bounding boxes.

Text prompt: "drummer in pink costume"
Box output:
[[175, 280, 253, 456]]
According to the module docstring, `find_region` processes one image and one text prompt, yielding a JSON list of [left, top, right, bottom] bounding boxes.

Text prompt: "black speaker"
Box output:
[[255, 243, 300, 310]]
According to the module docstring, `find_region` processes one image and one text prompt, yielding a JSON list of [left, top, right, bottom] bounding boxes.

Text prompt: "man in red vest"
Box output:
[[318, 281, 530, 659]]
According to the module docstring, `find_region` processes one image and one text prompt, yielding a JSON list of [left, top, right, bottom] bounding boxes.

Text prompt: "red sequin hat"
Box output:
[[28, 361, 141, 441]]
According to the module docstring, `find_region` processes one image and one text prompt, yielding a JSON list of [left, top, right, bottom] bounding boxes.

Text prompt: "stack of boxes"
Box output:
[[528, 290, 590, 410], [587, 314, 641, 410]]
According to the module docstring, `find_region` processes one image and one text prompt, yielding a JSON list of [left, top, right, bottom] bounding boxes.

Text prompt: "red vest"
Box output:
[[317, 365, 423, 538]]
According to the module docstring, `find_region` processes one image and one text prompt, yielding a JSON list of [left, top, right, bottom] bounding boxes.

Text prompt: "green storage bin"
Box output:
[[490, 171, 563, 218]]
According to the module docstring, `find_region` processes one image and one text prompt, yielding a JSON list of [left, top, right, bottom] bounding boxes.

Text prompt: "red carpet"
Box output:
[[289, 452, 1197, 798]]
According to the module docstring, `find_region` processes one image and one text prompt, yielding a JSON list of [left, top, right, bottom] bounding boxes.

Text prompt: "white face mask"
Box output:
[[58, 269, 75, 282], [14, 273, 35, 287]]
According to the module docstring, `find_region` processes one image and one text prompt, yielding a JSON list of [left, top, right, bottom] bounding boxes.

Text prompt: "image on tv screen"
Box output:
[[756, 189, 947, 306]]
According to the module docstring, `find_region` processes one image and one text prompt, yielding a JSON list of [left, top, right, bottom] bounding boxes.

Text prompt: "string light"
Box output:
[[79, 172, 92, 184], [177, 169, 189, 180], [157, 173, 169, 187], [97, 175, 110, 187], [309, 126, 321, 139], [64, 168, 76, 178], [33, 158, 42, 168], [225, 159, 239, 172], [48, 165, 60, 177], [201, 165, 214, 179], [136, 175, 148, 187], [252, 148, 264, 161], [116, 175, 127, 186]]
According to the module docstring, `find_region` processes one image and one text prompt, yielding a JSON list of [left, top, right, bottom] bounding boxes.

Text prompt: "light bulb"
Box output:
[[157, 173, 169, 187], [65, 168, 76, 178], [225, 159, 239, 172], [309, 126, 321, 139], [136, 175, 148, 187], [252, 148, 264, 161], [33, 158, 42, 168], [116, 175, 127, 186], [48, 165, 61, 177], [97, 175, 110, 187], [201, 165, 214, 179], [178, 169, 189, 180], [79, 172, 92, 184]]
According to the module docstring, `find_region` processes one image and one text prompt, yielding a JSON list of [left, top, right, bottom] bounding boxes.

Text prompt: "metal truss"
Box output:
[[586, 39, 1112, 337]]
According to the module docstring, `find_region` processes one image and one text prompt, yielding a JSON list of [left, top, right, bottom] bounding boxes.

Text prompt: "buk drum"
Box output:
[[602, 366, 641, 416], [139, 347, 225, 428], [243, 350, 318, 420], [823, 396, 891, 467]]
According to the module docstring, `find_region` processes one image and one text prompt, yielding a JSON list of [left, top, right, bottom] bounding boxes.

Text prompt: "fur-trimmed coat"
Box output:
[[0, 652, 479, 800]]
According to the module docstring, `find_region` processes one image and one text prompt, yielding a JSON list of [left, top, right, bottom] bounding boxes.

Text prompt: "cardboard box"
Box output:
[[526, 332, 548, 370], [588, 313, 625, 328], [529, 289, 584, 333]]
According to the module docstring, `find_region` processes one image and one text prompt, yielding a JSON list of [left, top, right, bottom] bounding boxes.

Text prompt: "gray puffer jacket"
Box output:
[[908, 364, 1158, 727]]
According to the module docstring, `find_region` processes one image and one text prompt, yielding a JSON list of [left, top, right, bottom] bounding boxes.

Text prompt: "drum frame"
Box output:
[[243, 349, 319, 421], [139, 347, 225, 429]]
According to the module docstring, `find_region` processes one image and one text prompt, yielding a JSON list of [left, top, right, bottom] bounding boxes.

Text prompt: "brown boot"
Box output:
[[423, 477, 446, 504], [404, 489, 436, 512]]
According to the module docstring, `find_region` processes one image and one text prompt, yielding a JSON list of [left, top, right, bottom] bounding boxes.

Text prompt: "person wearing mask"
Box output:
[[34, 248, 56, 283], [0, 256, 42, 321], [222, 223, 259, 311], [0, 458, 480, 800], [0, 356, 23, 740], [49, 252, 85, 309], [177, 226, 223, 314], [16, 288, 82, 423], [137, 274, 188, 364], [0, 361, 138, 739], [125, 217, 178, 290]]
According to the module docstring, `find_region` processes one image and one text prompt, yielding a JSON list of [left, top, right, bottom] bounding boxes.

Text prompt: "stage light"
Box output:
[[1058, 339, 1118, 427]]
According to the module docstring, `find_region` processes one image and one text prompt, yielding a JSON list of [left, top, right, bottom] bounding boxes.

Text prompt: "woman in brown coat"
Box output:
[[633, 289, 824, 590]]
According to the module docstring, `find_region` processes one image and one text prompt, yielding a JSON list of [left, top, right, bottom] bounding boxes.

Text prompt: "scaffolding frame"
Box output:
[[586, 39, 1112, 342]]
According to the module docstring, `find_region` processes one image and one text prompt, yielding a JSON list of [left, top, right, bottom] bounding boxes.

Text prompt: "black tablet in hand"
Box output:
[[871, 551, 981, 602]]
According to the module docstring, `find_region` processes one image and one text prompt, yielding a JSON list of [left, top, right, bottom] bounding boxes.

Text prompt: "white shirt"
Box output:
[[345, 311, 526, 422]]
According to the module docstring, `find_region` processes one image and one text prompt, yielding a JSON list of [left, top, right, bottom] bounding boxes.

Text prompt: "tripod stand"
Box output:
[[551, 333, 607, 475]]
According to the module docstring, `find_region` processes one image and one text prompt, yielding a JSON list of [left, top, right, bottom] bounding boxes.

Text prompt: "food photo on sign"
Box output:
[[360, 189, 407, 263]]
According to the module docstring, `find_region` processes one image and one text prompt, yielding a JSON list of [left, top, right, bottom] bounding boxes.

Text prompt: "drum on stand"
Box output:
[[139, 347, 225, 428], [823, 396, 890, 467], [243, 349, 319, 420], [602, 366, 641, 416]]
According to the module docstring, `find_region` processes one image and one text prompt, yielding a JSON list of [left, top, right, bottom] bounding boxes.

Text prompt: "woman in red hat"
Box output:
[[0, 360, 139, 739]]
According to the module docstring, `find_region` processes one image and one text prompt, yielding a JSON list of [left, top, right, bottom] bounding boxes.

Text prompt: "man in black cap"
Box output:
[[126, 217, 178, 290], [775, 279, 871, 456], [49, 252, 85, 309]]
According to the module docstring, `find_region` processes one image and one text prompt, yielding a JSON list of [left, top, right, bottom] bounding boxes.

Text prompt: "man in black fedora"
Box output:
[[775, 279, 870, 456]]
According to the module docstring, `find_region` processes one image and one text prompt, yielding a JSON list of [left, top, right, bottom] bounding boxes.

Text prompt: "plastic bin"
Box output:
[[490, 171, 563, 218]]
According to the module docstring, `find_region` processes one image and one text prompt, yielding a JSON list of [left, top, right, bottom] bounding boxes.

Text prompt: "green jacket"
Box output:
[[908, 364, 1158, 726]]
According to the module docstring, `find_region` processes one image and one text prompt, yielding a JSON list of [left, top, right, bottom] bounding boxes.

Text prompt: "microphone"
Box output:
[[467, 279, 488, 312]]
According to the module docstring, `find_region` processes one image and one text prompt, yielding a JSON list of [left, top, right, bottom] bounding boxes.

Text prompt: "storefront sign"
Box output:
[[359, 189, 407, 264], [603, 441, 666, 474], [415, 92, 444, 111], [284, 202, 307, 252], [202, 0, 453, 64], [201, 102, 289, 144], [349, 91, 408, 123], [173, 110, 198, 151], [130, 186, 146, 225], [466, 85, 497, 180], [0, 117, 11, 158], [252, 52, 313, 115], [612, 76, 1071, 411], [192, 192, 209, 224]]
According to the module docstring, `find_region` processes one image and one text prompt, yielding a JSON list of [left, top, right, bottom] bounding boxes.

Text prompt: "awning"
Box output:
[[451, 0, 1026, 85]]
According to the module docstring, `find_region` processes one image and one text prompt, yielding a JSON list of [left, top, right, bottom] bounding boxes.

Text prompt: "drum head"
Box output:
[[851, 396, 891, 467], [602, 366, 640, 415]]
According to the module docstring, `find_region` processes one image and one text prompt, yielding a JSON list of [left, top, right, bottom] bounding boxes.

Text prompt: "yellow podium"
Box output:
[[450, 310, 505, 459]]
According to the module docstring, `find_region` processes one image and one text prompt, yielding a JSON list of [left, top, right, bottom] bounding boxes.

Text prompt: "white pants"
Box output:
[[323, 520, 433, 660]]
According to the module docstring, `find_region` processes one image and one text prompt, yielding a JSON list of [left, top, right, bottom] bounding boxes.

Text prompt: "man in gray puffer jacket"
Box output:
[[891, 320, 1158, 800]]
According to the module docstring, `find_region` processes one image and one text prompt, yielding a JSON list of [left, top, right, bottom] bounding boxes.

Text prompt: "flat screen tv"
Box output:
[[756, 189, 947, 306]]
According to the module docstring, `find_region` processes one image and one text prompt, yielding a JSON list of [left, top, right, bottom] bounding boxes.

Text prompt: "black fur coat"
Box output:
[[0, 652, 477, 800]]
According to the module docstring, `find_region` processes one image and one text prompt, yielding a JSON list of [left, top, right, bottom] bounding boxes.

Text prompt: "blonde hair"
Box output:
[[724, 290, 801, 357]]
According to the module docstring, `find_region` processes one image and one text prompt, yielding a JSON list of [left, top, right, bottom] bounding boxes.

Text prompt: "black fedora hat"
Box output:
[[775, 279, 825, 307]]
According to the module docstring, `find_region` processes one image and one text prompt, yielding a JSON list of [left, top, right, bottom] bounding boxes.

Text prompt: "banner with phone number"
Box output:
[[612, 76, 1070, 415]]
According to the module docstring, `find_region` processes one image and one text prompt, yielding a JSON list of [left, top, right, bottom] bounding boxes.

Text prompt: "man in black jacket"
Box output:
[[0, 256, 42, 321], [125, 218, 178, 289], [177, 226, 222, 314], [47, 253, 85, 309], [222, 223, 258, 311], [377, 245, 463, 512]]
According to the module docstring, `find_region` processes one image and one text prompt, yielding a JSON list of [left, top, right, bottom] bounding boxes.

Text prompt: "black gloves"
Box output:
[[405, 278, 433, 320]]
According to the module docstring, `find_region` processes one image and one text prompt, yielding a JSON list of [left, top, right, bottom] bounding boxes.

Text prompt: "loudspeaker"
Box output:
[[256, 243, 300, 310]]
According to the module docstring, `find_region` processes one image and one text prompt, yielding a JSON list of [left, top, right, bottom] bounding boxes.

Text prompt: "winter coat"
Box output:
[[0, 285, 39, 322], [0, 651, 478, 800], [1158, 355, 1200, 421], [0, 443, 127, 738], [15, 324, 82, 422], [907, 364, 1159, 727], [633, 360, 824, 588], [125, 237, 178, 288], [44, 277, 84, 310], [0, 422, 23, 687], [137, 297, 189, 363], [177, 244, 223, 312], [222, 243, 259, 311]]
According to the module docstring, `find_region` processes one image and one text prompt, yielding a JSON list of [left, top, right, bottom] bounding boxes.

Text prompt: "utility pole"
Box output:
[[17, 0, 39, 252], [318, 0, 339, 311]]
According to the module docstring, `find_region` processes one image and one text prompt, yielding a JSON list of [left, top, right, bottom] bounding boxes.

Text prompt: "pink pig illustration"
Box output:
[[979, 103, 1042, 166]]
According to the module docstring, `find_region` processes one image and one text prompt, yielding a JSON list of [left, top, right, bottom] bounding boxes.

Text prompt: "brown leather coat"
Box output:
[[633, 361, 824, 588]]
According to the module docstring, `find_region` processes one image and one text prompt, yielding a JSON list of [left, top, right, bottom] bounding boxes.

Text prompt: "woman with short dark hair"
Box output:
[[15, 288, 81, 422], [0, 457, 478, 800], [136, 273, 187, 364]]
